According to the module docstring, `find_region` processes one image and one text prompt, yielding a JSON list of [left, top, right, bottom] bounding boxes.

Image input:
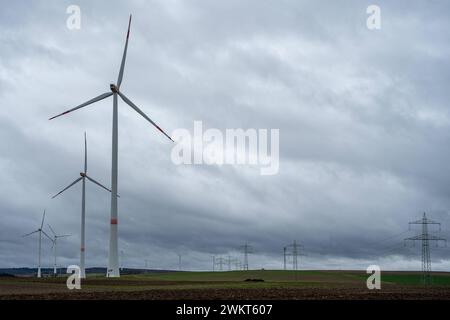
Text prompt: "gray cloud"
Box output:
[[1, 0, 450, 272]]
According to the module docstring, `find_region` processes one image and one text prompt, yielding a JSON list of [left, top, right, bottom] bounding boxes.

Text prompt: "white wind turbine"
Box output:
[[23, 210, 52, 278], [47, 224, 71, 276], [49, 15, 173, 277], [51, 133, 113, 278]]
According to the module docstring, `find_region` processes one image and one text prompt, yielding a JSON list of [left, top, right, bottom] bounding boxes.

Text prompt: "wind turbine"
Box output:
[[51, 133, 113, 278], [49, 15, 173, 277], [48, 224, 71, 276], [23, 210, 52, 278]]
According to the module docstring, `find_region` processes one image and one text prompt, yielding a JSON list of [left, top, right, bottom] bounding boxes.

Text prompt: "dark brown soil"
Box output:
[[2, 276, 450, 300], [2, 285, 450, 300]]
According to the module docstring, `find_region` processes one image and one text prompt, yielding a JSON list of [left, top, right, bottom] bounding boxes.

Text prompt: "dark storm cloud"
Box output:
[[1, 0, 450, 271]]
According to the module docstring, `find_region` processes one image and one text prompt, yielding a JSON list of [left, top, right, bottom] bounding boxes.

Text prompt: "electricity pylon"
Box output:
[[405, 212, 446, 285], [226, 256, 232, 271], [215, 257, 226, 271], [240, 242, 253, 270], [226, 256, 240, 271], [285, 240, 304, 270], [226, 257, 241, 270]]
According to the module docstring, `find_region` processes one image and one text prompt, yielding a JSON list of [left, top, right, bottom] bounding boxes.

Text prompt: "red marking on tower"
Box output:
[[111, 218, 118, 225]]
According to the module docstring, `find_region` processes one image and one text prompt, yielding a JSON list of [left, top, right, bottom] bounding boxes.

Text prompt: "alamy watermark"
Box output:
[[66, 5, 81, 30], [171, 121, 279, 175], [66, 265, 81, 289], [366, 5, 381, 30], [366, 265, 381, 289]]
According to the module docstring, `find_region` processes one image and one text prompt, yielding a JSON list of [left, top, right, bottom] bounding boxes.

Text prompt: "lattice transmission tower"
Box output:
[[404, 212, 446, 285], [214, 257, 226, 271], [240, 242, 253, 271], [285, 240, 304, 270]]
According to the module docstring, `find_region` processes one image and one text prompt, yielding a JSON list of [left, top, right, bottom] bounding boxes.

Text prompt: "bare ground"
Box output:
[[1, 277, 450, 300]]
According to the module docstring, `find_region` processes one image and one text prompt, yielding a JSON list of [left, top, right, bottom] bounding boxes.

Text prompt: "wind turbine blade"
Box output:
[[51, 177, 83, 199], [85, 175, 120, 197], [40, 210, 46, 229], [117, 14, 132, 89], [22, 230, 39, 237], [57, 234, 71, 238], [41, 230, 53, 242], [84, 132, 87, 173], [118, 92, 174, 142], [49, 92, 113, 120], [47, 224, 56, 237]]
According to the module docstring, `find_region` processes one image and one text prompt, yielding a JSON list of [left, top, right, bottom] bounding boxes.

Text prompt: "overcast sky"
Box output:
[[1, 0, 450, 272]]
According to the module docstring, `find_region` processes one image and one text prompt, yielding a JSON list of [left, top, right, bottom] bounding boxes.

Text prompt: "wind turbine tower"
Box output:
[[47, 224, 71, 276], [120, 250, 124, 271], [51, 133, 112, 278], [23, 210, 52, 278]]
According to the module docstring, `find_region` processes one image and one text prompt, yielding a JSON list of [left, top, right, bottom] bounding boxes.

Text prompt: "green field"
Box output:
[[127, 270, 450, 286], [47, 269, 450, 287]]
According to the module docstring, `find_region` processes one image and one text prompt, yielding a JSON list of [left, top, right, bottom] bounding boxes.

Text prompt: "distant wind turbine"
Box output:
[[23, 210, 52, 278], [51, 133, 112, 278], [49, 14, 173, 277], [47, 224, 71, 276]]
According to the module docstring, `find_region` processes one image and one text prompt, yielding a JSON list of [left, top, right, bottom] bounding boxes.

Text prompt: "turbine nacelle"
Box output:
[[80, 172, 86, 177], [110, 84, 119, 93]]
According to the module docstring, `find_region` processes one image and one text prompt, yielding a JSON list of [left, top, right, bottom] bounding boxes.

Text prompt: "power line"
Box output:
[[369, 229, 410, 247]]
